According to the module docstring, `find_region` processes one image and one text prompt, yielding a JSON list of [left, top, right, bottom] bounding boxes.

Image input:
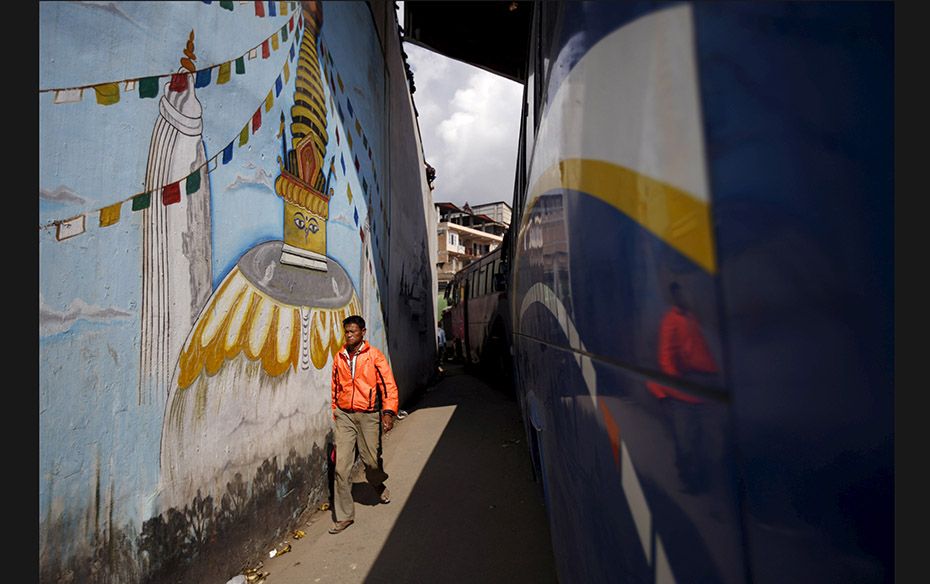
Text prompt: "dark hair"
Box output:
[[343, 315, 366, 329]]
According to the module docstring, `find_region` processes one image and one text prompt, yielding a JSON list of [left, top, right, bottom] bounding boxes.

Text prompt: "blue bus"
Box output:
[[507, 2, 893, 583]]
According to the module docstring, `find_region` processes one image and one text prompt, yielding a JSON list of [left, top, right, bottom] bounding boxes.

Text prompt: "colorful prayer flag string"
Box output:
[[40, 40, 300, 234], [41, 15, 296, 97]]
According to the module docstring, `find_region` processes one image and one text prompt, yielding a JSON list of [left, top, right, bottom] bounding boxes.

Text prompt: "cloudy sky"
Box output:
[[398, 5, 524, 209]]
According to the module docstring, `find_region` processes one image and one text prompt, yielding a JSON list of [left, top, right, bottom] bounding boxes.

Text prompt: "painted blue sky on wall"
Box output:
[[40, 0, 388, 535]]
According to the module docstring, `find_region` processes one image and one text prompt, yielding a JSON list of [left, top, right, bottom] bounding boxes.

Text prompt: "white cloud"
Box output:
[[39, 294, 132, 336], [226, 167, 276, 192], [40, 186, 86, 205], [405, 43, 522, 208], [72, 1, 143, 29]]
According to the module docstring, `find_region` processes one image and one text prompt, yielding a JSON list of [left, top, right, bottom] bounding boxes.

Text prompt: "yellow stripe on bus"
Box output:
[[526, 158, 717, 274]]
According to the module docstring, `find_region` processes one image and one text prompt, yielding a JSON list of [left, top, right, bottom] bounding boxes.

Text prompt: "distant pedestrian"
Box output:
[[329, 315, 399, 534], [437, 322, 447, 362]]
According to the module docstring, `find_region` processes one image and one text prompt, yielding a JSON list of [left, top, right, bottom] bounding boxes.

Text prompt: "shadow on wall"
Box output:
[[39, 441, 330, 584]]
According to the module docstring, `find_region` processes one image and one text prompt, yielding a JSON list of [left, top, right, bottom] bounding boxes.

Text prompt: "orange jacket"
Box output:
[[331, 341, 399, 416], [647, 307, 718, 403]]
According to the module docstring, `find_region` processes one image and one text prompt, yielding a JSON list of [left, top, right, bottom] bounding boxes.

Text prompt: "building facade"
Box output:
[[435, 201, 507, 295]]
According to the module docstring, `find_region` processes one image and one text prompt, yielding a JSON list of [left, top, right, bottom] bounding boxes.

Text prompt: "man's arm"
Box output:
[[372, 349, 399, 431]]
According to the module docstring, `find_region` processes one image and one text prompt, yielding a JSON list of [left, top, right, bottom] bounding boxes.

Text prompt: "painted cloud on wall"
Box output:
[[40, 186, 87, 205], [225, 163, 277, 192], [39, 294, 132, 336]]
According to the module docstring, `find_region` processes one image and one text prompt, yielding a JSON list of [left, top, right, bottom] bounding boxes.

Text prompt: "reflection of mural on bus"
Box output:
[[159, 0, 361, 511], [139, 31, 213, 405]]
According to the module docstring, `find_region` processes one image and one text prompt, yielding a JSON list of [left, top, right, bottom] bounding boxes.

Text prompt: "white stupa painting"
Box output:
[[139, 32, 213, 406], [157, 1, 365, 511]]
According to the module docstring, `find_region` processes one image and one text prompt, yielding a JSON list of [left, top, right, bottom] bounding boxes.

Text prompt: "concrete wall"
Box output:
[[38, 2, 433, 582], [370, 0, 441, 385]]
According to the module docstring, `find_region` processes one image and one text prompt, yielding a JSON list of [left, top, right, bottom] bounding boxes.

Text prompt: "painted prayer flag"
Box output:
[[362, 178, 368, 194], [254, 0, 265, 16], [162, 182, 181, 205], [262, 39, 270, 59], [347, 183, 353, 203], [223, 142, 234, 164], [94, 83, 120, 105], [132, 192, 151, 211], [249, 48, 258, 60], [169, 73, 189, 92], [56, 215, 85, 241], [252, 108, 262, 133], [218, 62, 232, 84], [239, 124, 249, 146], [289, 15, 294, 31], [268, 0, 276, 17], [186, 169, 202, 195], [281, 25, 288, 42], [283, 62, 290, 83], [99, 202, 121, 227], [275, 75, 283, 97], [340, 153, 346, 174], [265, 90, 274, 112], [354, 207, 359, 226], [337, 73, 344, 93], [271, 33, 279, 52], [139, 76, 159, 98], [289, 44, 295, 61], [124, 80, 137, 92], [335, 126, 340, 145], [354, 155, 360, 172], [195, 68, 212, 88], [347, 98, 354, 117], [220, 1, 234, 10], [346, 126, 353, 148], [53, 88, 83, 104], [208, 157, 218, 172], [337, 103, 344, 120], [236, 56, 246, 74], [280, 1, 287, 16], [355, 118, 362, 136]]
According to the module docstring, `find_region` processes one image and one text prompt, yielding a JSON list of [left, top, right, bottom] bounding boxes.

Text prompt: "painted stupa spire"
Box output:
[[275, 1, 330, 271]]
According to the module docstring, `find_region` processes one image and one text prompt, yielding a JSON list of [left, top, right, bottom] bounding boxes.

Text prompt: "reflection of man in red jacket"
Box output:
[[328, 315, 399, 534], [647, 282, 719, 493]]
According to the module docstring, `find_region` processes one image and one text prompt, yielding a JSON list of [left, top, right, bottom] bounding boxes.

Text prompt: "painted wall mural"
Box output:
[[39, 2, 419, 582]]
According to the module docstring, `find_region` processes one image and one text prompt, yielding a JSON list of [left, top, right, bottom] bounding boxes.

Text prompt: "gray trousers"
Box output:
[[333, 408, 389, 521]]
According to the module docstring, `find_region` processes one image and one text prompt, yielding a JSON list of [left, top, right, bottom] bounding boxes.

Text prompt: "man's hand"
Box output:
[[381, 412, 395, 433]]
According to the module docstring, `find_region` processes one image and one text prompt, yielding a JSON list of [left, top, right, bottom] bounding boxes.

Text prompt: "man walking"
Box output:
[[329, 315, 399, 534]]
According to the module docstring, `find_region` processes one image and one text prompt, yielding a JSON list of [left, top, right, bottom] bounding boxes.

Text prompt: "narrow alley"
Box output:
[[250, 365, 557, 584]]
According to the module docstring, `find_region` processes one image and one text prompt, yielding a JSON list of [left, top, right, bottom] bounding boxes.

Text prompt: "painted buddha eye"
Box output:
[[307, 218, 319, 233], [294, 216, 306, 230]]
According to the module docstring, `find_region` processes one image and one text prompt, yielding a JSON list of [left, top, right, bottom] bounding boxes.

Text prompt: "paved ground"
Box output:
[[249, 364, 558, 584]]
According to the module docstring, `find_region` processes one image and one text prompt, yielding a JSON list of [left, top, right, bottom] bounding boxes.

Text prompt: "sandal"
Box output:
[[328, 519, 354, 534], [380, 487, 391, 504]]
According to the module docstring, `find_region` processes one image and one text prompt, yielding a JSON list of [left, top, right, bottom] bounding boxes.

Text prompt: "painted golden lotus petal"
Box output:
[[177, 266, 360, 389]]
